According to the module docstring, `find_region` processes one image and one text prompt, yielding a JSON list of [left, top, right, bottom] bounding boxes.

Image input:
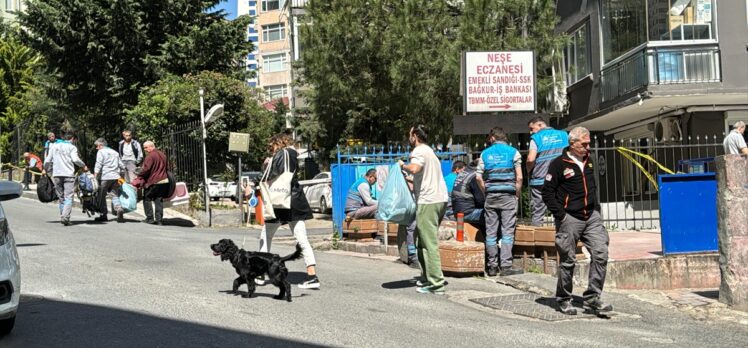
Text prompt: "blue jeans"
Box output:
[[462, 209, 484, 224]]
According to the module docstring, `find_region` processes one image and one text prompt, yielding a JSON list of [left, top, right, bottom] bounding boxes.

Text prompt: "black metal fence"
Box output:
[[162, 120, 204, 191]]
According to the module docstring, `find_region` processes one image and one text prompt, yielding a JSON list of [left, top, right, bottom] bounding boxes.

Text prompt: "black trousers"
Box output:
[[143, 183, 170, 221], [23, 168, 41, 188], [98, 180, 121, 216]]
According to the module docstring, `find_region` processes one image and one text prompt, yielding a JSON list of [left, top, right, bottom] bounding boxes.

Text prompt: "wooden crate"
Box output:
[[377, 221, 398, 243], [343, 219, 378, 241], [439, 240, 485, 273], [343, 219, 378, 233], [515, 225, 535, 243], [534, 226, 556, 243]]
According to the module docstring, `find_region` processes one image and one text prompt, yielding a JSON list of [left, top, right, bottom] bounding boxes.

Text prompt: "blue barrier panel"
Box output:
[[331, 145, 464, 235], [658, 173, 718, 255]]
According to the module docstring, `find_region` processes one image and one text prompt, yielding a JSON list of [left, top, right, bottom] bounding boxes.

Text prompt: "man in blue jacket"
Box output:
[[344, 169, 378, 220], [476, 127, 523, 277], [526, 117, 568, 226]]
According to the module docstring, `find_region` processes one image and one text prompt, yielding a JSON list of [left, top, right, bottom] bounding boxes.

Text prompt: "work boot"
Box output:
[[499, 267, 524, 276], [584, 297, 613, 313], [486, 266, 498, 277], [558, 300, 577, 315]]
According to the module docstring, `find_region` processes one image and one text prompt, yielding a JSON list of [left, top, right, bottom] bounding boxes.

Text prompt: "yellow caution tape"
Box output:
[[616, 147, 675, 191]]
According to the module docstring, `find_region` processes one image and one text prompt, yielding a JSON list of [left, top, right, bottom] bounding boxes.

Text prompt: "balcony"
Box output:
[[601, 44, 721, 104], [289, 0, 307, 16], [290, 0, 308, 7]]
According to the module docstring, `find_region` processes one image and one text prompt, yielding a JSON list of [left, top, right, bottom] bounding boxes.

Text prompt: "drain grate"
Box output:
[[470, 293, 609, 321]]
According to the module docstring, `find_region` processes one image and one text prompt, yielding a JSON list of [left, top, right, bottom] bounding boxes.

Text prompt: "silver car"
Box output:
[[301, 172, 332, 213], [0, 181, 23, 336]]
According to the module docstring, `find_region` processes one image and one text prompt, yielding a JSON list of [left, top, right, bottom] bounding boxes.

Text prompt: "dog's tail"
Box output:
[[280, 243, 303, 262]]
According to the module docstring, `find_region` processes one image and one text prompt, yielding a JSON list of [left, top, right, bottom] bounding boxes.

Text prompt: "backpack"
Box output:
[[37, 174, 58, 203], [78, 173, 98, 194]]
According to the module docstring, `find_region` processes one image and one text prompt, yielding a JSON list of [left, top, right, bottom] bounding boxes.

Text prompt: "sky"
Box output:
[[211, 0, 238, 20]]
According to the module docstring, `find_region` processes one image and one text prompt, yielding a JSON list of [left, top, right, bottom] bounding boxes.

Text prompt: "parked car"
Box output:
[[0, 181, 23, 336], [301, 172, 332, 213], [207, 177, 235, 201]]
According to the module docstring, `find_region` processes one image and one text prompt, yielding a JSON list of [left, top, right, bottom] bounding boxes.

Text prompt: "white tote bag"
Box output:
[[260, 149, 293, 209]]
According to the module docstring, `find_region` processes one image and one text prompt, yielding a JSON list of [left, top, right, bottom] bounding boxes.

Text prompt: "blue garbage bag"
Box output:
[[375, 164, 416, 225], [119, 183, 138, 213]]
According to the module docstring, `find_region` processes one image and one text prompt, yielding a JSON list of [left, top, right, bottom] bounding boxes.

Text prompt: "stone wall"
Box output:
[[716, 155, 748, 311]]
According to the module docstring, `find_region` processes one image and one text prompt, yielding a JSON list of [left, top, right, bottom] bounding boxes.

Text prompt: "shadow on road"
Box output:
[[2, 295, 325, 347], [161, 218, 196, 227], [15, 243, 46, 248], [381, 279, 415, 290]]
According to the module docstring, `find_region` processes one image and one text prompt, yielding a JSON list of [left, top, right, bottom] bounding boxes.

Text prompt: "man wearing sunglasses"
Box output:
[[542, 127, 611, 316]]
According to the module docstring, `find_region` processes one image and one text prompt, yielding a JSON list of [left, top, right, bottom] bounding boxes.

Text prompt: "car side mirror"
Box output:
[[0, 181, 23, 201]]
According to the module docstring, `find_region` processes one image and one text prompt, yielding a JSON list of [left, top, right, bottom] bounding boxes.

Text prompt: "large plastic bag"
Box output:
[[37, 174, 57, 203], [376, 164, 416, 225], [119, 183, 138, 213]]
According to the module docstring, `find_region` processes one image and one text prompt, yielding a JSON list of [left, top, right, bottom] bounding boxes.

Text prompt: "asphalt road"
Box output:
[[1, 197, 747, 347]]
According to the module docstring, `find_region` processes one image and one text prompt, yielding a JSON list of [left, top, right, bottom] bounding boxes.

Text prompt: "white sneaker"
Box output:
[[255, 277, 266, 286], [298, 276, 320, 290]]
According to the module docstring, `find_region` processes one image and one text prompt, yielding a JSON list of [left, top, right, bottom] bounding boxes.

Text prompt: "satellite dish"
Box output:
[[205, 104, 224, 124]]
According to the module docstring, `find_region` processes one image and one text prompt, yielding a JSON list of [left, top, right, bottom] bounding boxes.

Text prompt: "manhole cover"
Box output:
[[470, 293, 614, 321]]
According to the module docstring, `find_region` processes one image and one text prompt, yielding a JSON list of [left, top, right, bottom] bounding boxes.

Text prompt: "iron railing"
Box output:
[[601, 44, 721, 103], [649, 46, 720, 85], [601, 48, 648, 103], [162, 120, 204, 192]]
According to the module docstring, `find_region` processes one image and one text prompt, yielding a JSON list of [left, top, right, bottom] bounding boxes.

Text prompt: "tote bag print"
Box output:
[[262, 150, 293, 209]]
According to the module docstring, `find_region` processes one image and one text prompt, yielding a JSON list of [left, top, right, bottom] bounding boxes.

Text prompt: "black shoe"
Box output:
[[486, 266, 498, 277], [584, 297, 613, 313], [558, 300, 577, 315], [298, 276, 320, 290], [499, 267, 524, 276], [117, 212, 125, 223], [94, 215, 108, 222], [149, 220, 163, 225], [142, 218, 154, 224], [61, 218, 70, 226]]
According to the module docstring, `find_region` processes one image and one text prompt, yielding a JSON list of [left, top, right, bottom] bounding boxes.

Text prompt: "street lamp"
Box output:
[[199, 87, 224, 226]]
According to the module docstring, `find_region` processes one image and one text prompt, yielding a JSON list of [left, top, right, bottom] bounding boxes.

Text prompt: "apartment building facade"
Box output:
[[557, 0, 748, 141], [1, 0, 25, 21]]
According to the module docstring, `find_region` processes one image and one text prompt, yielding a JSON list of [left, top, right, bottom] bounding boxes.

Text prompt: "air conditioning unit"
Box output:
[[655, 117, 683, 142]]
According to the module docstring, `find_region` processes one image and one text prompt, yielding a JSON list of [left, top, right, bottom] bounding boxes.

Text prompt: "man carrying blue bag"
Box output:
[[93, 138, 125, 223], [400, 125, 448, 295]]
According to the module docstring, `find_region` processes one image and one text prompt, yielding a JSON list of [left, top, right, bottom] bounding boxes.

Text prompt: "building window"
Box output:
[[265, 84, 288, 100], [648, 0, 715, 42], [601, 0, 647, 63], [262, 53, 288, 73], [563, 22, 591, 85], [262, 23, 286, 42], [261, 0, 285, 12]]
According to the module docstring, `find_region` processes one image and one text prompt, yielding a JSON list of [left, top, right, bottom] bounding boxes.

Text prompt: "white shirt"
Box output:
[[409, 144, 448, 205], [121, 142, 136, 161], [723, 130, 747, 155], [567, 152, 585, 171]]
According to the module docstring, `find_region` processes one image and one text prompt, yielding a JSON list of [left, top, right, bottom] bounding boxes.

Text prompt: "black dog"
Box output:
[[211, 239, 302, 302]]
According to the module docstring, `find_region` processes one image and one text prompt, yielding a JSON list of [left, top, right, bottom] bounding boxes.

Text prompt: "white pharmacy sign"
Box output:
[[463, 51, 536, 113]]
